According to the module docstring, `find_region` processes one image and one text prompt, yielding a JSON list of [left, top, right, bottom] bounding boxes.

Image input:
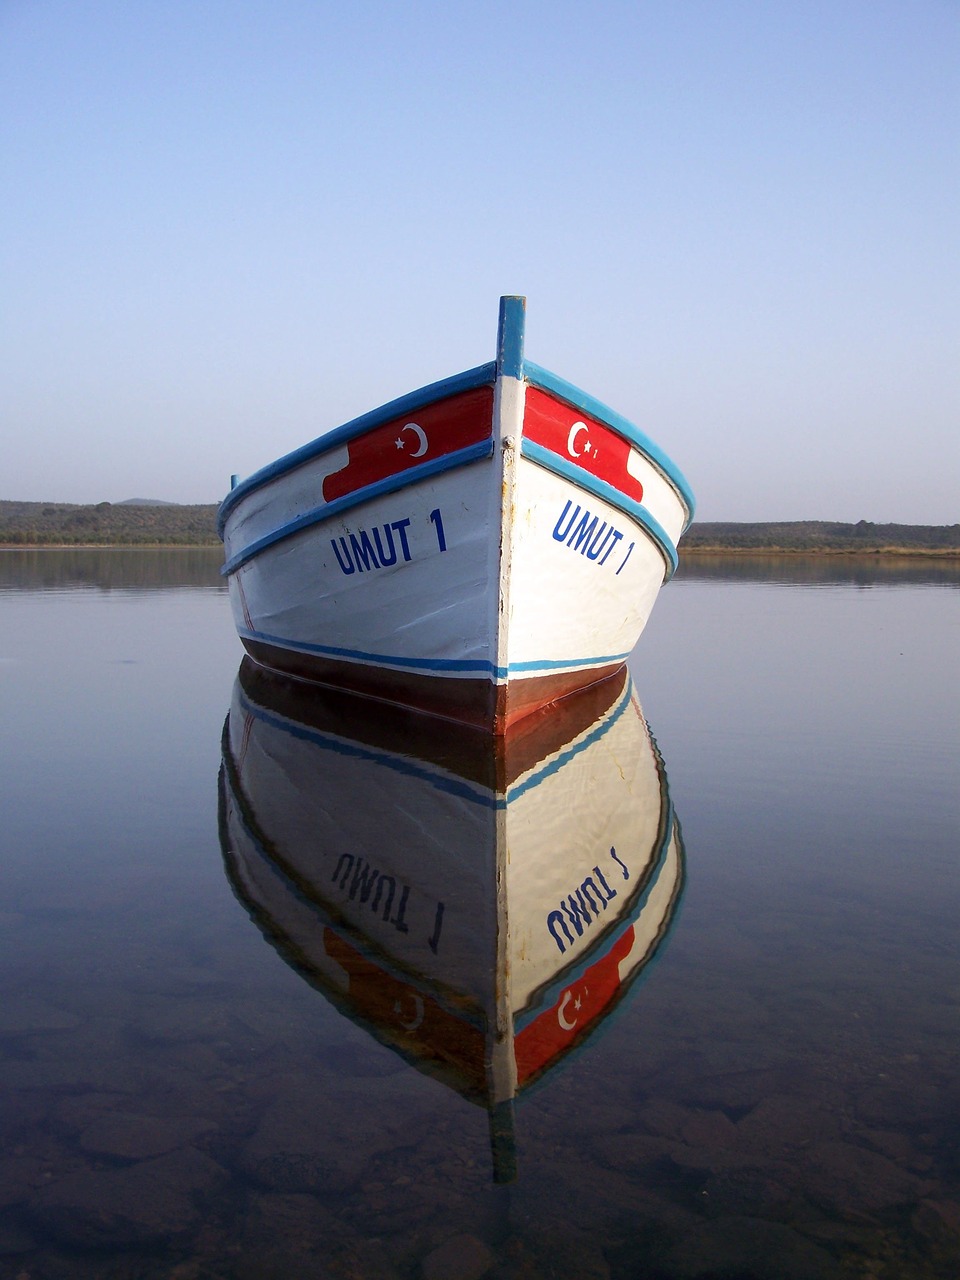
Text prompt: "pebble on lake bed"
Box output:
[[421, 1232, 495, 1280]]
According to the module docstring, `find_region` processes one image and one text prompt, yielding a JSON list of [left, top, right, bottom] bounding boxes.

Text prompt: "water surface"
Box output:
[[0, 548, 957, 1279]]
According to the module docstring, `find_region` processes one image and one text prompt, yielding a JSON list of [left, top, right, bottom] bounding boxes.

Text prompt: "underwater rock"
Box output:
[[799, 1139, 928, 1214], [25, 1146, 227, 1248], [240, 1076, 436, 1195], [912, 1197, 960, 1246], [592, 1132, 670, 1173], [78, 1110, 217, 1159], [421, 1232, 495, 1280], [661, 1214, 843, 1280], [735, 1093, 842, 1155]]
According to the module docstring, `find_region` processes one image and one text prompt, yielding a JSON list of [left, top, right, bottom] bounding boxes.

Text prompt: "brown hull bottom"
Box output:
[[241, 637, 626, 735]]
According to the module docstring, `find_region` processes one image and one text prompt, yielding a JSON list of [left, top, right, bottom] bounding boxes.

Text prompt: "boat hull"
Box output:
[[219, 299, 694, 730], [218, 660, 685, 1105]]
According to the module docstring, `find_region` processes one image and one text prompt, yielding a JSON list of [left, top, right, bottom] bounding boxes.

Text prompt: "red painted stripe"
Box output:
[[514, 924, 636, 1085], [322, 928, 487, 1089], [322, 386, 494, 503], [523, 386, 644, 504]]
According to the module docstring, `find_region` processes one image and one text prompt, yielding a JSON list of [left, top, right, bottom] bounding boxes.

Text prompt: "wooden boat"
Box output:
[[218, 298, 695, 732], [218, 660, 685, 1180]]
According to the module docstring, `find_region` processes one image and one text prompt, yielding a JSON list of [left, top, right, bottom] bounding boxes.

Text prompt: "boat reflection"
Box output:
[[218, 660, 685, 1181]]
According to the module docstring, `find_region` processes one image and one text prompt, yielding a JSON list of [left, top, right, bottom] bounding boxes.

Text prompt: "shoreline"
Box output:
[[1, 541, 957, 560], [679, 545, 960, 558], [3, 505, 956, 557], [0, 541, 222, 550]]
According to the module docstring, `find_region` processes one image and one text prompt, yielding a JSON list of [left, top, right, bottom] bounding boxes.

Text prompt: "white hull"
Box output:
[[219, 298, 694, 730]]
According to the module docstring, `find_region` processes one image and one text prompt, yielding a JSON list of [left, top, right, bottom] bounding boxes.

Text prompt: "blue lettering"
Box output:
[[563, 888, 593, 936], [329, 859, 436, 941], [616, 541, 635, 575], [372, 874, 396, 919], [427, 902, 445, 954], [349, 858, 379, 903], [373, 524, 398, 567], [548, 909, 574, 954], [553, 500, 580, 542], [601, 530, 624, 565], [579, 876, 606, 912], [553, 502, 625, 570], [391, 518, 413, 562], [567, 511, 598, 553], [429, 508, 447, 553], [610, 847, 630, 880], [547, 854, 628, 952], [391, 884, 410, 933], [331, 517, 416, 575], [332, 538, 355, 575], [585, 521, 611, 560], [333, 853, 354, 887], [349, 530, 378, 572], [593, 865, 617, 902]]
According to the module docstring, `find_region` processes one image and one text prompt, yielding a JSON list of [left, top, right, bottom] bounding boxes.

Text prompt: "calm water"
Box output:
[[0, 548, 957, 1279]]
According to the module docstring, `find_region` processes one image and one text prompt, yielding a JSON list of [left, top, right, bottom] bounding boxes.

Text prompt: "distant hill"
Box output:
[[0, 500, 219, 545], [117, 497, 179, 506], [680, 521, 960, 553]]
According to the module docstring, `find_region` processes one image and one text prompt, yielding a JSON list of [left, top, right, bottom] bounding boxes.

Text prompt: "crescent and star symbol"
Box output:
[[395, 422, 428, 458], [557, 987, 588, 1031], [393, 993, 425, 1031], [566, 421, 593, 459]]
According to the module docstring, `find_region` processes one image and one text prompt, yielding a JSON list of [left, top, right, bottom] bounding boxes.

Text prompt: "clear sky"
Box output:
[[2, 1, 957, 522]]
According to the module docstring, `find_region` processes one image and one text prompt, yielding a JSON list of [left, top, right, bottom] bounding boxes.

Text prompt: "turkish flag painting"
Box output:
[[322, 928, 487, 1091], [322, 386, 494, 503], [514, 924, 636, 1084], [523, 386, 644, 504]]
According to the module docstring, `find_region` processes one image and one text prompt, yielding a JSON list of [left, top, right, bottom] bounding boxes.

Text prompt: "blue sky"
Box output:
[[2, 0, 957, 522]]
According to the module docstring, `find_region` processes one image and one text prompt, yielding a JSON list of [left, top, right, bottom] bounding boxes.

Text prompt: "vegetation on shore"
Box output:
[[0, 500, 220, 546], [679, 520, 959, 556], [0, 502, 956, 555]]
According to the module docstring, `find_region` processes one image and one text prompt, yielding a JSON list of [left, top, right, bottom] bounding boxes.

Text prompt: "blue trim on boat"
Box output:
[[217, 361, 497, 537], [505, 680, 633, 803], [507, 649, 632, 673], [497, 296, 525, 380], [524, 360, 695, 527], [243, 627, 501, 676], [520, 439, 679, 579], [240, 626, 633, 682], [222, 439, 495, 576]]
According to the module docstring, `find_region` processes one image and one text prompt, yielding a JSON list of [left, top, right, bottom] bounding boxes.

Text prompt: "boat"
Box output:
[[218, 298, 695, 732], [218, 659, 685, 1180]]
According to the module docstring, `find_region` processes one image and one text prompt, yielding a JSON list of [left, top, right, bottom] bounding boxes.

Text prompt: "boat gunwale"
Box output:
[[523, 360, 695, 528], [222, 429, 680, 581], [217, 357, 694, 553], [217, 360, 498, 537]]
